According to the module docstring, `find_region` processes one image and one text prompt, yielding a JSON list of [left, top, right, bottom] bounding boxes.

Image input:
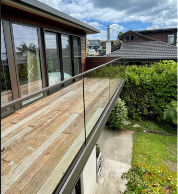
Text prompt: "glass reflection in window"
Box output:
[[61, 35, 72, 80], [131, 35, 136, 41], [12, 24, 42, 100], [168, 35, 174, 44], [45, 32, 61, 86], [73, 37, 81, 75], [125, 35, 129, 41], [1, 21, 13, 107]]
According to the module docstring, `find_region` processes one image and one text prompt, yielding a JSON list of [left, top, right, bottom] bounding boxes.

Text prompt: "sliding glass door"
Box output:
[[12, 23, 42, 103], [44, 32, 61, 86], [73, 36, 81, 75], [61, 35, 72, 80]]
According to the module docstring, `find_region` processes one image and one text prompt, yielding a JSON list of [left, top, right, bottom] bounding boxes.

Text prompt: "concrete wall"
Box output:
[[81, 146, 97, 194]]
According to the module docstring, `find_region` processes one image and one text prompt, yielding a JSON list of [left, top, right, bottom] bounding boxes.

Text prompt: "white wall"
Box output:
[[81, 146, 97, 194], [106, 42, 111, 54]]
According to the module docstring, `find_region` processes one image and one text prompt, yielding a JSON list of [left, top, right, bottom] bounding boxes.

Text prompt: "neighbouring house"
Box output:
[[101, 39, 121, 49], [87, 39, 103, 55], [135, 28, 177, 46], [87, 39, 102, 50], [99, 29, 177, 66], [1, 1, 124, 194]]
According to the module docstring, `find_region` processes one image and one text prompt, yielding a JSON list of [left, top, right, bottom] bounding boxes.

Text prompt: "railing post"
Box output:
[[82, 75, 87, 146]]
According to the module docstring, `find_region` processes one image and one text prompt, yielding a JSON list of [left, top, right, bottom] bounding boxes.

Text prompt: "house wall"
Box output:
[[139, 32, 177, 45], [1, 4, 87, 72], [81, 146, 97, 194], [85, 56, 118, 71]]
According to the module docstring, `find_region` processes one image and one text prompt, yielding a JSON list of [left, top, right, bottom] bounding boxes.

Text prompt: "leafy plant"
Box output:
[[164, 101, 177, 124], [121, 163, 177, 194], [107, 98, 128, 130], [120, 60, 177, 122]]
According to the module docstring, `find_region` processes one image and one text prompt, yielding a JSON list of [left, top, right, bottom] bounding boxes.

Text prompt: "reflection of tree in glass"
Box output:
[[16, 42, 38, 79], [16, 42, 36, 56], [62, 39, 69, 51]]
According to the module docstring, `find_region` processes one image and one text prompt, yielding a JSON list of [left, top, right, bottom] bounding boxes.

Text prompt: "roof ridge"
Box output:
[[118, 30, 157, 41]]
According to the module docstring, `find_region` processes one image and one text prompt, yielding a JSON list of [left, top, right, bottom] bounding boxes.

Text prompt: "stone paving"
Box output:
[[94, 125, 134, 194]]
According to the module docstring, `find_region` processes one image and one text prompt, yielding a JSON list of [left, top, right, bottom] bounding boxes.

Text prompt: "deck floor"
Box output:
[[1, 77, 121, 194]]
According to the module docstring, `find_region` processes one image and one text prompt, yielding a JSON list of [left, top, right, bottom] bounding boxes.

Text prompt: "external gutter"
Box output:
[[2, 0, 100, 34], [119, 57, 177, 60]]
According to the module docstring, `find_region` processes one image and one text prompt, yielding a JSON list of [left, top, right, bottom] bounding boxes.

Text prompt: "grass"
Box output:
[[123, 118, 176, 135], [132, 132, 177, 165], [123, 118, 177, 171]]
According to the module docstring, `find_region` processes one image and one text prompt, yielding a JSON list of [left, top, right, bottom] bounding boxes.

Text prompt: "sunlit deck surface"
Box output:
[[1, 77, 122, 194]]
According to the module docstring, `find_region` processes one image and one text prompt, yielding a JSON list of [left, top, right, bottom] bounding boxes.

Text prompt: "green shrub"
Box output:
[[164, 101, 177, 124], [86, 64, 124, 78], [121, 163, 177, 194], [107, 98, 128, 130], [120, 60, 177, 121]]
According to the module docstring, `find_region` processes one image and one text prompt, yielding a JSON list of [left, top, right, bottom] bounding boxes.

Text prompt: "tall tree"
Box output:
[[117, 31, 123, 40]]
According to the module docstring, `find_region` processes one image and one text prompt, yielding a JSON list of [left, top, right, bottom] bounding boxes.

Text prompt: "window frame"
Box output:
[[10, 21, 44, 107], [167, 34, 175, 45], [1, 18, 82, 113]]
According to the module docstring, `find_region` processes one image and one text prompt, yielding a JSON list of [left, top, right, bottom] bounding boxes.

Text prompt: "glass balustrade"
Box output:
[[1, 58, 125, 193]]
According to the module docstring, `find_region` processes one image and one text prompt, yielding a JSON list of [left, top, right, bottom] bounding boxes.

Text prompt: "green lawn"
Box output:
[[123, 118, 177, 172], [123, 118, 176, 135], [132, 132, 177, 165]]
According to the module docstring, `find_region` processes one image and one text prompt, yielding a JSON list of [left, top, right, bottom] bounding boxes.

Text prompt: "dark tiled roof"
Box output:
[[118, 30, 156, 41], [106, 41, 177, 58]]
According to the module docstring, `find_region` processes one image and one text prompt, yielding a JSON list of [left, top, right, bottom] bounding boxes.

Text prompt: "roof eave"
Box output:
[[2, 0, 100, 34]]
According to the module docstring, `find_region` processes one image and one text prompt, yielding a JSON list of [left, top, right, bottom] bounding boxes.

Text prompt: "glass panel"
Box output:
[[125, 35, 129, 41], [84, 65, 110, 139], [110, 60, 125, 99], [12, 24, 42, 102], [45, 32, 61, 86], [131, 35, 136, 41], [1, 21, 13, 111], [73, 37, 81, 75], [61, 35, 72, 79], [168, 35, 174, 44], [48, 75, 85, 188]]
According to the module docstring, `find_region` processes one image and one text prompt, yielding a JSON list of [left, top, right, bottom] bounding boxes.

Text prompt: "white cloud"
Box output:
[[110, 24, 125, 36], [38, 0, 177, 30], [83, 21, 103, 29]]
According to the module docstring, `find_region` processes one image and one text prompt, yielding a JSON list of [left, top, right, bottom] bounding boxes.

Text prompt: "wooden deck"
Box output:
[[1, 77, 122, 194]]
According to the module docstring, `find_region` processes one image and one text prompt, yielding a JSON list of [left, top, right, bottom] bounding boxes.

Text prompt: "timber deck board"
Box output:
[[1, 77, 122, 194]]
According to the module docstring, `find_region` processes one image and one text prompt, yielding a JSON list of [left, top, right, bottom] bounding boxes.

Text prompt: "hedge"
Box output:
[[120, 60, 177, 121]]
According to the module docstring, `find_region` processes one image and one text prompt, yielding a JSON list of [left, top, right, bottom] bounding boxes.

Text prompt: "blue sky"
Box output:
[[39, 0, 177, 40]]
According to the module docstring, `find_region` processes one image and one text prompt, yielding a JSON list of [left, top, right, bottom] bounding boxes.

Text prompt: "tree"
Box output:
[[16, 42, 36, 56], [117, 31, 123, 40]]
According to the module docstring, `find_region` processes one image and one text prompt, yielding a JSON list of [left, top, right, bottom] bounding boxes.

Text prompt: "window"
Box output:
[[131, 35, 136, 41], [61, 35, 72, 80], [12, 23, 42, 103], [125, 35, 129, 41], [1, 21, 13, 108], [168, 35, 174, 44], [73, 36, 81, 75], [45, 32, 61, 86]]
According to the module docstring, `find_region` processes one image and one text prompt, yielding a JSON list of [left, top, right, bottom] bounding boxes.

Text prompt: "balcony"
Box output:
[[1, 59, 125, 194]]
